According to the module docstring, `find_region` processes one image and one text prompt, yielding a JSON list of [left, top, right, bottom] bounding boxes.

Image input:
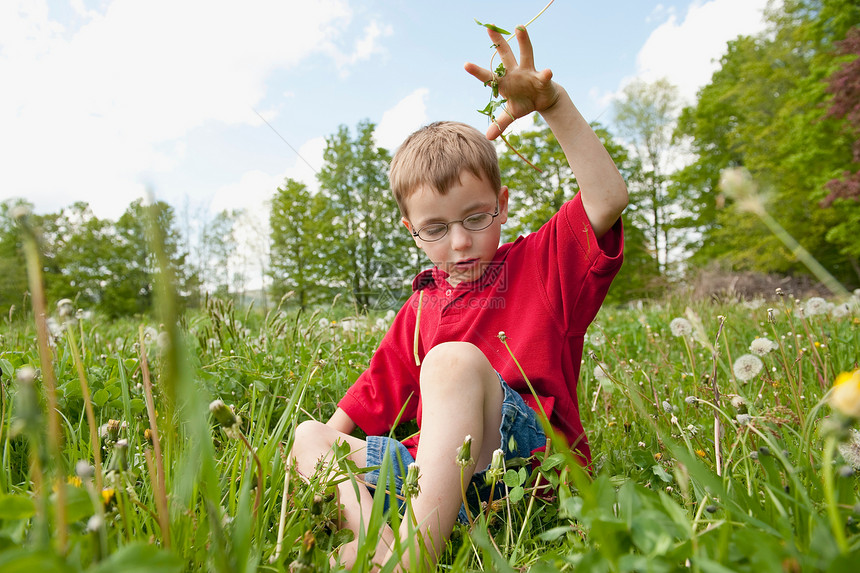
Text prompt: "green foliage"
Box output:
[[614, 78, 682, 276], [315, 120, 417, 309], [269, 180, 330, 310], [672, 0, 860, 286], [498, 116, 660, 302]]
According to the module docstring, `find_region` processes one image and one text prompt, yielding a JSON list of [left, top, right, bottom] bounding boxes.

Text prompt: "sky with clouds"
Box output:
[[2, 0, 774, 223]]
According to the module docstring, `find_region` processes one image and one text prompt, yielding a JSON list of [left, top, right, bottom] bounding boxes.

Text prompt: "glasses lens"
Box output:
[[463, 212, 493, 231], [419, 224, 448, 241]]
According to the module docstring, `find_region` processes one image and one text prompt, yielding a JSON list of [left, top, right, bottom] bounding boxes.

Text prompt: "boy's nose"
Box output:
[[448, 222, 472, 250]]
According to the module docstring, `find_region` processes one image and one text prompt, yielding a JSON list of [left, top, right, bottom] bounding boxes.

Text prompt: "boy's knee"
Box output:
[[420, 341, 495, 392], [423, 341, 486, 370], [291, 420, 330, 464]]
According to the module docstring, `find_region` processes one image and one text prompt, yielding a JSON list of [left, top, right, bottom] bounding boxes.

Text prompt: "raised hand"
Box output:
[[464, 25, 559, 140]]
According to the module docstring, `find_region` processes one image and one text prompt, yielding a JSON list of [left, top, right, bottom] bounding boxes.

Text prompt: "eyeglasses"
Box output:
[[410, 202, 500, 242]]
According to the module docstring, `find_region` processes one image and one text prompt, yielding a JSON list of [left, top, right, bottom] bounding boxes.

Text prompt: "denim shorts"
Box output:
[[362, 374, 546, 523]]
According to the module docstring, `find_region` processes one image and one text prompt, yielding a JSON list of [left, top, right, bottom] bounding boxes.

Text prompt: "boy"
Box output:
[[291, 25, 627, 570]]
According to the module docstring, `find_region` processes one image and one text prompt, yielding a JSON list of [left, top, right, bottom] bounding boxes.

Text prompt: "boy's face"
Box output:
[[401, 170, 508, 287]]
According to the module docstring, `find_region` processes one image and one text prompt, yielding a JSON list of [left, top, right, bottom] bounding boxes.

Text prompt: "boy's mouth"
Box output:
[[453, 258, 479, 270]]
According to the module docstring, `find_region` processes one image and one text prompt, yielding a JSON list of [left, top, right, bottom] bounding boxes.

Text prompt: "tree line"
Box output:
[[1, 0, 857, 318]]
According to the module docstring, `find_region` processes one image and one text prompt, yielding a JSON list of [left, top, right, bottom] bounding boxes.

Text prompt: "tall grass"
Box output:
[[0, 217, 859, 570]]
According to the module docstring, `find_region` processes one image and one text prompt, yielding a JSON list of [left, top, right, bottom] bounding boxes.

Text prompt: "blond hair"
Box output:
[[389, 121, 501, 216]]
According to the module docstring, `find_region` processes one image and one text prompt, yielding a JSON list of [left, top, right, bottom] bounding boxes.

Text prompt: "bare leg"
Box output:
[[381, 341, 504, 570], [291, 421, 394, 568]]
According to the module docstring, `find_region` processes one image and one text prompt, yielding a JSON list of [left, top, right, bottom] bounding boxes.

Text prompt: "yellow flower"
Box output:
[[695, 449, 707, 458], [68, 476, 82, 488], [101, 488, 116, 506], [654, 452, 663, 461], [830, 370, 860, 418]]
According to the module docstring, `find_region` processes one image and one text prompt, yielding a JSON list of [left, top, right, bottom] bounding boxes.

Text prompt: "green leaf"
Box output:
[[509, 485, 524, 503], [651, 464, 673, 483], [503, 469, 520, 488], [473, 19, 511, 35], [0, 548, 71, 573], [92, 388, 110, 408], [89, 542, 183, 573], [0, 494, 35, 520]]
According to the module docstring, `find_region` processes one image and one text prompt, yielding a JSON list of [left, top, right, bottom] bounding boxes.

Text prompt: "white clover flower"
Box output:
[[749, 337, 778, 356], [669, 317, 693, 338], [804, 297, 829, 316], [733, 354, 764, 382]]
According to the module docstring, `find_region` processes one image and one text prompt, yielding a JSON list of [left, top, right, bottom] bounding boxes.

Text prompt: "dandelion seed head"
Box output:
[[749, 337, 777, 356], [669, 317, 692, 337], [736, 414, 752, 425], [733, 354, 763, 382], [593, 363, 609, 380], [589, 330, 606, 346], [804, 297, 828, 316]]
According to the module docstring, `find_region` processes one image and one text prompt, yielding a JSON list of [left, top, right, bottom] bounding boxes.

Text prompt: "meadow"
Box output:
[[1, 285, 859, 572]]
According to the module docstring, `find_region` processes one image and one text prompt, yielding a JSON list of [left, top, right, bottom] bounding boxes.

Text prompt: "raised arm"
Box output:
[[464, 26, 628, 238]]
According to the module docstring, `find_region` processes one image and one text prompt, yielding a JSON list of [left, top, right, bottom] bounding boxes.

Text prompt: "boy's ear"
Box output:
[[499, 186, 510, 225], [402, 217, 423, 249]]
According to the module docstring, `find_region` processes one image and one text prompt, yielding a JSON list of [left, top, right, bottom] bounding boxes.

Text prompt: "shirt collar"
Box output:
[[411, 242, 515, 293]]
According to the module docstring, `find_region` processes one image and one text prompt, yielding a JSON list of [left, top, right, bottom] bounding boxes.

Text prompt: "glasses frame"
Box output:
[[410, 202, 501, 242]]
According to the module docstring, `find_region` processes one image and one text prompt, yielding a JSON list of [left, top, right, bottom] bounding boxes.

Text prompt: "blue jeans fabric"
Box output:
[[362, 374, 546, 523]]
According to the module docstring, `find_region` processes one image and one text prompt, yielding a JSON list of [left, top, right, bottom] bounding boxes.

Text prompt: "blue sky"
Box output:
[[2, 0, 773, 223]]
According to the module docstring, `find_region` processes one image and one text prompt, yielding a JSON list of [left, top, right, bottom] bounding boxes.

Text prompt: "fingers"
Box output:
[[486, 106, 514, 141], [515, 26, 535, 70], [463, 61, 494, 84], [486, 27, 517, 72]]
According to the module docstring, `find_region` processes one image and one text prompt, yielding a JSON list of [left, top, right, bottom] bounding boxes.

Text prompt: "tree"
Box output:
[[821, 25, 860, 263], [672, 0, 860, 284], [269, 180, 328, 310], [0, 201, 31, 317], [316, 121, 413, 309], [195, 209, 237, 298], [100, 199, 191, 317], [498, 116, 659, 302], [613, 78, 682, 276]]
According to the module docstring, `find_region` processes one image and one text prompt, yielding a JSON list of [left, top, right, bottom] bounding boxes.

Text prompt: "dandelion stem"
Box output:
[[65, 327, 104, 493], [822, 435, 849, 554], [139, 327, 170, 548], [710, 316, 726, 477], [238, 431, 264, 519]]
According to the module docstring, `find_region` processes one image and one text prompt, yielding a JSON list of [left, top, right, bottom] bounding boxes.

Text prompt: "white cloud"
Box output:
[[634, 0, 774, 104], [375, 88, 429, 151], [0, 0, 368, 218], [328, 20, 393, 75]]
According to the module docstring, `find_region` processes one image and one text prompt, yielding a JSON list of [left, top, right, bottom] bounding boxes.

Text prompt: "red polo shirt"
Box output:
[[338, 193, 623, 466]]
